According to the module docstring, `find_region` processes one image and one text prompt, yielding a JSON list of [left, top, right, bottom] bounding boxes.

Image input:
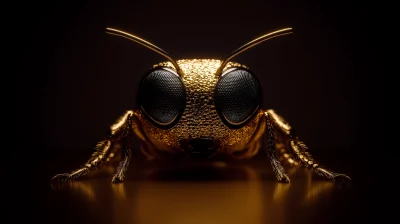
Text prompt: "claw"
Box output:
[[51, 173, 71, 182], [278, 174, 290, 183], [111, 175, 124, 184], [315, 167, 351, 183], [332, 173, 351, 182]]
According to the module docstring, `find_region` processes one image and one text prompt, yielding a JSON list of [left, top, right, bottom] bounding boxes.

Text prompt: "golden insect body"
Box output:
[[52, 27, 350, 183], [138, 59, 263, 158]]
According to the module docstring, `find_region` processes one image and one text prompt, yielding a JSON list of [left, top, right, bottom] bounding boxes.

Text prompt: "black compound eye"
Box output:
[[137, 68, 186, 128], [214, 68, 261, 128]]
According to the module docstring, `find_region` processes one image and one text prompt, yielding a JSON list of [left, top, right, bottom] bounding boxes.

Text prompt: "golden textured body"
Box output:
[[51, 27, 351, 184], [135, 59, 264, 159]]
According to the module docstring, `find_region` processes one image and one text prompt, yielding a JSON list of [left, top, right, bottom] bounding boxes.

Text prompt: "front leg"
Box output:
[[265, 112, 290, 183], [266, 109, 351, 182], [52, 110, 143, 183], [111, 118, 133, 183]]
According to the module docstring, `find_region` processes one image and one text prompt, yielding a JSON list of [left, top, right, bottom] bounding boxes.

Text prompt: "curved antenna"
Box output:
[[105, 28, 183, 74], [216, 27, 293, 76]]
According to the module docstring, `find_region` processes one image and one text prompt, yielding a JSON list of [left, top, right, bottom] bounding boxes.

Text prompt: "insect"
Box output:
[[52, 27, 351, 183]]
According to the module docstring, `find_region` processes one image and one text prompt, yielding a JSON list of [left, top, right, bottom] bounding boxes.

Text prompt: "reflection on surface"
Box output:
[[50, 160, 344, 224]]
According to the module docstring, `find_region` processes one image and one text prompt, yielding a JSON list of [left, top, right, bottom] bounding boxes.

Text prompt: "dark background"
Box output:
[[16, 0, 383, 164], [12, 0, 384, 223]]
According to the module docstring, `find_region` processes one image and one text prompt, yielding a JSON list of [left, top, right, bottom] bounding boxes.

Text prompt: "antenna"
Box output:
[[216, 28, 293, 76], [105, 28, 183, 74]]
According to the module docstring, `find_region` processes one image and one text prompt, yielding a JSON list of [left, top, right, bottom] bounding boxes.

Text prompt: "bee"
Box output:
[[52, 27, 351, 183]]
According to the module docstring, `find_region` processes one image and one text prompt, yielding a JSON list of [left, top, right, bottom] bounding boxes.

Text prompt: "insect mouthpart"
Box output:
[[179, 139, 221, 158]]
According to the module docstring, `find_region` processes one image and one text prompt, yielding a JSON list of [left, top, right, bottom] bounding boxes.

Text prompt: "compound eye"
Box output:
[[138, 68, 186, 128], [214, 68, 261, 128]]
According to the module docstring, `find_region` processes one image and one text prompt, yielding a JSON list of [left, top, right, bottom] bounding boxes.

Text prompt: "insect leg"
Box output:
[[266, 109, 351, 182], [264, 112, 290, 183], [51, 110, 135, 183], [111, 115, 132, 183]]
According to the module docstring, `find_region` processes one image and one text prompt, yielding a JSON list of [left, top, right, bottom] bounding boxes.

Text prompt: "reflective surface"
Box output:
[[30, 153, 365, 224]]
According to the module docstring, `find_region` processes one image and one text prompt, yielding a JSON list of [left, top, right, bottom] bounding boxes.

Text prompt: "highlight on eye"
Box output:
[[214, 68, 261, 128], [137, 67, 186, 128]]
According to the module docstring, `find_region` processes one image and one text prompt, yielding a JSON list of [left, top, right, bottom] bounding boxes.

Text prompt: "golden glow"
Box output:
[[110, 110, 133, 135], [267, 110, 291, 135], [273, 182, 290, 201], [212, 161, 228, 168], [69, 182, 96, 201], [289, 140, 317, 168], [111, 183, 127, 199], [133, 169, 264, 224], [305, 182, 334, 202], [52, 165, 338, 223]]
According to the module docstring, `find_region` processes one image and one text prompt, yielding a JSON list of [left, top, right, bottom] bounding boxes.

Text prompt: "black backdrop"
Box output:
[[10, 0, 385, 222], [15, 0, 383, 177]]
